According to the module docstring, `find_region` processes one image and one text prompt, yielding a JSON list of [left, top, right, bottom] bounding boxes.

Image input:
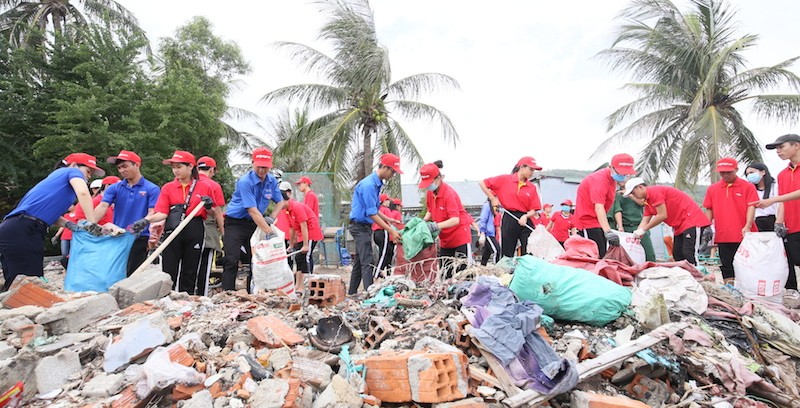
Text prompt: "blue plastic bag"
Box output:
[[64, 230, 136, 292]]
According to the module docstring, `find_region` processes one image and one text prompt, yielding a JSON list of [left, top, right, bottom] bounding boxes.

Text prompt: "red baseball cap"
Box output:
[[611, 153, 636, 175], [715, 157, 738, 172], [102, 176, 121, 185], [107, 150, 142, 166], [517, 156, 543, 171], [561, 199, 573, 206], [543, 203, 552, 209], [65, 153, 105, 177], [252, 147, 273, 167], [162, 150, 196, 166], [392, 198, 402, 205], [197, 156, 216, 169], [418, 163, 441, 189], [295, 176, 312, 186], [379, 193, 390, 202], [379, 153, 403, 174]]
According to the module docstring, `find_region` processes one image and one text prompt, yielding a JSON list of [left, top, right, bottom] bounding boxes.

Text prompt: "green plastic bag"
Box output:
[[401, 217, 437, 260], [508, 256, 631, 326]]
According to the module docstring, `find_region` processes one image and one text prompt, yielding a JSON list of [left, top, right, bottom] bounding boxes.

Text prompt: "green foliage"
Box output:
[[598, 0, 800, 188]]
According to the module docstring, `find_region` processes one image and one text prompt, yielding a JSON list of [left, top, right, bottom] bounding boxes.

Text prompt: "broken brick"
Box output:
[[571, 390, 650, 408], [305, 274, 346, 307], [2, 279, 64, 309], [365, 316, 396, 350], [247, 315, 304, 347], [167, 344, 195, 367], [172, 383, 205, 401]]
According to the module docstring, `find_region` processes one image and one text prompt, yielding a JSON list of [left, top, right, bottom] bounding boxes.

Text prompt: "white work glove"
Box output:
[[633, 228, 645, 238], [478, 233, 486, 247]]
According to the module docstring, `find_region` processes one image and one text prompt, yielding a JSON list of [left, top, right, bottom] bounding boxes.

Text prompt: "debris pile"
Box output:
[[1, 254, 799, 408]]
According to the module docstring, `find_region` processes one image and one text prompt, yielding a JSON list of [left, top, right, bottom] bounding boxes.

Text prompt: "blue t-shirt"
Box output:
[[349, 173, 383, 224], [225, 171, 283, 219], [6, 168, 85, 225], [102, 177, 160, 235]]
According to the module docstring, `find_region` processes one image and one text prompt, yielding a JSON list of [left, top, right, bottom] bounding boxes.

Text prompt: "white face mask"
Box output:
[[426, 182, 438, 192]]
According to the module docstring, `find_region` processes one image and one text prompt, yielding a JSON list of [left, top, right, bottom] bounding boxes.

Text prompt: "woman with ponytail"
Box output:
[[744, 163, 778, 231]]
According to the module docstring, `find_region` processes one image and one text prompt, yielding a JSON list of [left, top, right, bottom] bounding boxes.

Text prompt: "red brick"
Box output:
[[282, 379, 301, 408], [167, 344, 194, 367], [360, 351, 416, 403], [409, 353, 469, 403], [172, 383, 205, 400], [2, 280, 64, 309], [167, 315, 183, 329], [365, 317, 395, 350], [117, 302, 160, 317], [247, 315, 304, 347], [571, 391, 650, 408], [454, 320, 471, 349], [111, 386, 146, 408], [306, 275, 346, 307]]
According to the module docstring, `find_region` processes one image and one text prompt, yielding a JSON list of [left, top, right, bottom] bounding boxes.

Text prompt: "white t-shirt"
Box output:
[[755, 182, 778, 218]]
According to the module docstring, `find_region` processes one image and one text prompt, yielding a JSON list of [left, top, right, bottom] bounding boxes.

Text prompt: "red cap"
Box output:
[[379, 193, 390, 202], [715, 157, 738, 172], [611, 153, 636, 175], [162, 150, 196, 166], [197, 156, 216, 168], [295, 176, 313, 186], [379, 153, 403, 174], [561, 199, 573, 206], [543, 203, 552, 208], [102, 176, 121, 185], [65, 153, 105, 177], [252, 147, 273, 167], [107, 150, 141, 166], [392, 198, 402, 205], [517, 156, 543, 171], [418, 163, 441, 189]]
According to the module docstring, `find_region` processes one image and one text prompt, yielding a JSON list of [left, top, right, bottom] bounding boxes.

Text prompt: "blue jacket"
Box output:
[[478, 201, 496, 237]]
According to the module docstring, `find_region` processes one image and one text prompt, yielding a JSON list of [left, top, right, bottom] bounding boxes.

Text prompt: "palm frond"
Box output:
[[384, 73, 460, 101], [260, 83, 348, 110], [748, 95, 800, 125], [387, 100, 459, 146]]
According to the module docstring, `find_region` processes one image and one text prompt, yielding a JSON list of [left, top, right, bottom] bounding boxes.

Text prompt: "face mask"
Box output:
[[611, 173, 627, 182], [426, 183, 438, 192], [561, 205, 571, 212], [746, 173, 762, 184]]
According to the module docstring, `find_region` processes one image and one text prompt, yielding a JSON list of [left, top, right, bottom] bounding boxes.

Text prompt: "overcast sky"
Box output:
[[118, 0, 800, 183]]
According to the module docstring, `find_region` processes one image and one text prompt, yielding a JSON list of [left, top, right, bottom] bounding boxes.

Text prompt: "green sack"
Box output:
[[508, 255, 631, 326], [401, 217, 436, 260]]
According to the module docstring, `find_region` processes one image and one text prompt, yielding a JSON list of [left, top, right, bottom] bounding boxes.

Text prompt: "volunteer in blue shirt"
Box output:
[[94, 150, 160, 276], [221, 147, 286, 292], [0, 153, 104, 291], [478, 199, 500, 265], [348, 153, 403, 295]]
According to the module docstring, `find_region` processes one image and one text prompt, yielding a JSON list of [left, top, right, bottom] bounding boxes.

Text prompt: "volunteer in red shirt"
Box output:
[[73, 176, 119, 226], [372, 193, 400, 278], [542, 203, 553, 220], [141, 151, 218, 295], [197, 156, 225, 295], [281, 185, 324, 275], [702, 158, 758, 284], [421, 161, 473, 278], [574, 153, 636, 258], [752, 134, 800, 291], [479, 156, 543, 258], [295, 176, 320, 219], [390, 198, 404, 228], [624, 178, 711, 265], [547, 199, 574, 246], [530, 211, 548, 227]]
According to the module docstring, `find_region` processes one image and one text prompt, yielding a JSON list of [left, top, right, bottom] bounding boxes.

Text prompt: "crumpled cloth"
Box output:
[[401, 217, 437, 260], [462, 280, 578, 395]]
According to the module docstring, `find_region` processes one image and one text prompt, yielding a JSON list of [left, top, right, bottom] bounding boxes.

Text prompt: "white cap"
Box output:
[[279, 181, 292, 191], [623, 177, 646, 197], [90, 179, 102, 189]]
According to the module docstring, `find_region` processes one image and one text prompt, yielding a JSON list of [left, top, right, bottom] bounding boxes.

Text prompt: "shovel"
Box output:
[[131, 201, 205, 275], [499, 207, 536, 232]]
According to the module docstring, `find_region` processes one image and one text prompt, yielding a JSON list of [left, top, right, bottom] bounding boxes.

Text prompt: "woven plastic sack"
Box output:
[[509, 255, 631, 326], [250, 226, 295, 296], [734, 232, 789, 303], [526, 224, 564, 261], [65, 230, 136, 292], [617, 231, 646, 264]]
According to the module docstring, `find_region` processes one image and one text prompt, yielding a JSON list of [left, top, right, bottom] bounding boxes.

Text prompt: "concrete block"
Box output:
[[0, 349, 39, 401], [290, 356, 333, 389], [180, 389, 213, 408], [249, 379, 290, 407], [109, 269, 173, 309], [35, 294, 119, 335], [34, 349, 81, 394], [81, 373, 124, 397], [34, 332, 98, 354], [0, 341, 16, 360], [104, 312, 173, 372], [0, 305, 45, 320], [312, 374, 362, 408], [1, 277, 64, 309], [571, 390, 651, 408]]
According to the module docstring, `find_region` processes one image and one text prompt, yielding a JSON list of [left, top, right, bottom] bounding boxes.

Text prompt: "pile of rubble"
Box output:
[[1, 257, 800, 408]]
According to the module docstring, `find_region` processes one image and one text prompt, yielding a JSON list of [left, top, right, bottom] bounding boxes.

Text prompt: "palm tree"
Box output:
[[596, 0, 800, 188], [261, 0, 459, 193], [0, 0, 145, 47]]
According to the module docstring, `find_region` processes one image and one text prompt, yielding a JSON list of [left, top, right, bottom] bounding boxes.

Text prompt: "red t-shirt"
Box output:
[[530, 214, 549, 227], [303, 189, 320, 217], [778, 164, 800, 233], [574, 168, 616, 230], [199, 174, 225, 208], [372, 206, 395, 231], [154, 179, 220, 220], [276, 206, 291, 237], [73, 194, 114, 226], [483, 173, 542, 213], [643, 186, 710, 235], [426, 182, 472, 248], [702, 178, 758, 243], [389, 209, 404, 230], [549, 211, 573, 242], [60, 211, 79, 240], [288, 200, 324, 241]]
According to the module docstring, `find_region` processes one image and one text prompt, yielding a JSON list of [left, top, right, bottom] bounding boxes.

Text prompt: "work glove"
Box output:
[[605, 230, 620, 246], [200, 195, 214, 210], [130, 218, 150, 235], [775, 223, 788, 238], [264, 216, 275, 225], [64, 221, 79, 232], [478, 233, 486, 247], [51, 235, 59, 246], [633, 228, 646, 238], [427, 221, 440, 235], [77, 220, 103, 236]]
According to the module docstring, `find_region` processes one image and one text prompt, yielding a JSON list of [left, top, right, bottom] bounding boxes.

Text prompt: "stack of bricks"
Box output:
[[359, 350, 469, 404], [305, 274, 346, 307], [365, 316, 395, 349]]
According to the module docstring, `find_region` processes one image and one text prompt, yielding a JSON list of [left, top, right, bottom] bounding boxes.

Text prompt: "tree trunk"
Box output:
[[360, 123, 373, 182]]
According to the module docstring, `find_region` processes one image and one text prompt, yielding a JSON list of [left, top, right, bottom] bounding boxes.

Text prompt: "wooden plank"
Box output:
[[469, 364, 502, 389], [470, 338, 522, 397]]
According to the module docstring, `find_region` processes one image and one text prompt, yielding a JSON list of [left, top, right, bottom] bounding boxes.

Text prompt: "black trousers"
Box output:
[[717, 242, 740, 281], [500, 211, 533, 258], [755, 215, 776, 232], [126, 236, 149, 276], [674, 227, 702, 265], [161, 217, 205, 295], [293, 240, 318, 274], [581, 227, 608, 258], [222, 217, 257, 291], [373, 229, 395, 275], [197, 248, 215, 296], [440, 243, 470, 279], [784, 232, 800, 290], [348, 222, 375, 295], [480, 235, 500, 265], [0, 216, 47, 291]]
